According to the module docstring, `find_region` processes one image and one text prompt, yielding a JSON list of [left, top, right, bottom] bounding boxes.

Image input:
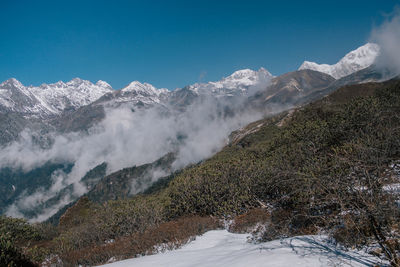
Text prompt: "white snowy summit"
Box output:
[[0, 68, 274, 117], [105, 81, 169, 106], [299, 43, 380, 79], [188, 68, 273, 96], [0, 78, 113, 116], [97, 68, 274, 109], [0, 78, 46, 114], [121, 81, 168, 96], [33, 78, 113, 114], [0, 43, 383, 118], [211, 67, 273, 90]]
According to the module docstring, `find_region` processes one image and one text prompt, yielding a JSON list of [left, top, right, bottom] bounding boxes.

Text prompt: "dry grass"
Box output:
[[60, 216, 221, 266], [229, 208, 270, 234]]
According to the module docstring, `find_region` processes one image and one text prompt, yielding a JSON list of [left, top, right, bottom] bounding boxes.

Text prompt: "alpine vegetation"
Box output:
[[0, 69, 273, 221], [1, 2, 399, 266]]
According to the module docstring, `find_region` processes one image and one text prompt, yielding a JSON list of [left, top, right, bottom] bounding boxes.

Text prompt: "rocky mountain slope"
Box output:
[[0, 43, 382, 123], [0, 43, 390, 223], [249, 69, 335, 108], [12, 77, 399, 266], [39, 66, 391, 224], [0, 68, 272, 120], [1, 40, 400, 266]]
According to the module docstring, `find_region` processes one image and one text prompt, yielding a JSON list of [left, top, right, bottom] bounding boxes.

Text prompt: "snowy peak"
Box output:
[[343, 43, 380, 62], [299, 43, 380, 79], [258, 67, 273, 77], [0, 78, 24, 89], [96, 80, 112, 89], [38, 78, 112, 91], [0, 67, 273, 116], [0, 77, 114, 116], [229, 69, 257, 79], [122, 81, 155, 94], [100, 68, 273, 109], [65, 77, 94, 87], [219, 67, 273, 87], [42, 81, 66, 88], [68, 77, 84, 84], [228, 68, 272, 81], [187, 68, 273, 97], [121, 81, 167, 96], [0, 78, 48, 114], [32, 78, 114, 114], [93, 81, 170, 108]]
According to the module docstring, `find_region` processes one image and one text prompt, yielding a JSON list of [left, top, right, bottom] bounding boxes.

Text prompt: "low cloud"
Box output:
[[5, 169, 73, 222], [1, 79, 278, 221], [130, 168, 170, 195], [370, 7, 400, 76]]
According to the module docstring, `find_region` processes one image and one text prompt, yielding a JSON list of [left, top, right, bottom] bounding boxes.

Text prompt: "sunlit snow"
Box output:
[[299, 43, 380, 79], [100, 230, 383, 267]]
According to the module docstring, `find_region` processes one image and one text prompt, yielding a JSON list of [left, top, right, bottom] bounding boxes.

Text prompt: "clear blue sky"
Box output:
[[0, 0, 397, 89]]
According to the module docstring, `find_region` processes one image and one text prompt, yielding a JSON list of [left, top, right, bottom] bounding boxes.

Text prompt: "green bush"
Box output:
[[23, 79, 400, 264], [0, 232, 36, 267], [0, 216, 42, 243]]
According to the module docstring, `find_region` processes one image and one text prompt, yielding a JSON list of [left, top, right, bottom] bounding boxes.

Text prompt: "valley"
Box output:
[[1, 41, 400, 266]]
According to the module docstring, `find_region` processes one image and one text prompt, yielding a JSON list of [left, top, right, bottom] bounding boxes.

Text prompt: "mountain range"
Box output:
[[0, 42, 381, 120], [0, 42, 395, 222], [35, 74, 400, 266]]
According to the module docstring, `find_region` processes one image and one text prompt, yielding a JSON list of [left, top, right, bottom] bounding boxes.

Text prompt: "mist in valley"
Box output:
[[1, 81, 279, 222]]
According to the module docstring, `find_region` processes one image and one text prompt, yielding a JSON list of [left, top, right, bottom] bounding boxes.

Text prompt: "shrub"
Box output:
[[229, 208, 270, 233], [0, 216, 42, 244], [60, 216, 221, 266], [0, 233, 36, 267]]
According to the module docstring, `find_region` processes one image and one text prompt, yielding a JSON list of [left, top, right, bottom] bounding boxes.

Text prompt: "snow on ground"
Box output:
[[100, 230, 384, 267]]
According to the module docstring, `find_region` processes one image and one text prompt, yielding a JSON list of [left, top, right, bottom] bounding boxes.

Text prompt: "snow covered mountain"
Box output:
[[32, 78, 113, 114], [121, 81, 168, 96], [187, 68, 273, 97], [91, 68, 273, 110], [96, 81, 169, 108], [0, 43, 382, 119], [299, 43, 380, 79], [0, 42, 385, 124], [0, 68, 275, 145], [0, 78, 50, 115], [0, 58, 392, 222], [0, 78, 113, 117]]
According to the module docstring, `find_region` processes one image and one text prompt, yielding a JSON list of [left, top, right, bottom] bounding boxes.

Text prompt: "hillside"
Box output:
[[0, 42, 388, 222], [2, 77, 399, 266]]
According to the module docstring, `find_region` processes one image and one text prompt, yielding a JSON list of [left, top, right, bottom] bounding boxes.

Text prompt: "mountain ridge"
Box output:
[[0, 67, 273, 118], [0, 43, 382, 119], [299, 43, 380, 79], [0, 43, 391, 222]]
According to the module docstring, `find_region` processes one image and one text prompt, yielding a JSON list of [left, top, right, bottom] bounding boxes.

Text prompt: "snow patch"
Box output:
[[100, 230, 383, 267]]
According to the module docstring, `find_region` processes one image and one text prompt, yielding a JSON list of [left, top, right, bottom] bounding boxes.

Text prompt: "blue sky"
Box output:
[[0, 0, 397, 89]]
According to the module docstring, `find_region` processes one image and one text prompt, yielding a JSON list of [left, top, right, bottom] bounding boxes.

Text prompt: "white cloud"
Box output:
[[1, 80, 278, 221], [370, 7, 400, 76]]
